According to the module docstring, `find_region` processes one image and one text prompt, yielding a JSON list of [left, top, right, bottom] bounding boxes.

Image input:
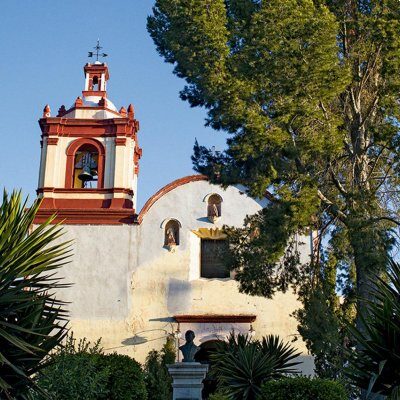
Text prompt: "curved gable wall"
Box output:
[[50, 175, 313, 374], [128, 177, 312, 374], [137, 178, 269, 265]]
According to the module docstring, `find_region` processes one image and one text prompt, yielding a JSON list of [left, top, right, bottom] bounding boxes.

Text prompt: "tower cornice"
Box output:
[[39, 116, 139, 139]]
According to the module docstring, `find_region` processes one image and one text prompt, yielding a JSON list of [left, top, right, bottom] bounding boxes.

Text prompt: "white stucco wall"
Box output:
[[51, 178, 314, 374]]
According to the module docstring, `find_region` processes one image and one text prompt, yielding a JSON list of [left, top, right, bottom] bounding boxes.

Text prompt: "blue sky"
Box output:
[[0, 1, 226, 209]]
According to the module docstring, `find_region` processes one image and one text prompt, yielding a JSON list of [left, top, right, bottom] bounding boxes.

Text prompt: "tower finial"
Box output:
[[88, 39, 108, 62], [43, 104, 51, 118]]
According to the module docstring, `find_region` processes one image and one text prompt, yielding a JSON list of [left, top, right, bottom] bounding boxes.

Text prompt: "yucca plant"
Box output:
[[345, 260, 400, 399], [210, 332, 301, 399], [259, 334, 302, 378], [0, 191, 71, 399]]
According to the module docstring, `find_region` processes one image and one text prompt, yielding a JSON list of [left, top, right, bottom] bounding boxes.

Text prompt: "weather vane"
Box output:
[[88, 39, 108, 61]]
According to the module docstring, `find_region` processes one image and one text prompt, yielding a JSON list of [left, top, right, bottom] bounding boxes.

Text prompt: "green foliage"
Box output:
[[144, 336, 176, 400], [345, 260, 400, 398], [294, 287, 344, 378], [33, 336, 109, 400], [209, 392, 230, 400], [97, 353, 147, 400], [214, 344, 276, 399], [260, 377, 348, 400], [210, 333, 301, 399], [293, 244, 356, 380], [161, 335, 176, 365], [148, 0, 400, 383], [0, 190, 71, 399], [35, 335, 147, 400]]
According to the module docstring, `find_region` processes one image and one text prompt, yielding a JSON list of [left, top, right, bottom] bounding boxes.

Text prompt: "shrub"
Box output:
[[144, 337, 176, 400], [34, 337, 109, 399], [98, 353, 147, 400], [260, 377, 348, 400], [210, 333, 301, 399], [35, 335, 147, 400], [209, 392, 230, 400]]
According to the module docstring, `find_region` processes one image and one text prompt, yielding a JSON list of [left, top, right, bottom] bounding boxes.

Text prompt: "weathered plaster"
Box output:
[[48, 179, 314, 373]]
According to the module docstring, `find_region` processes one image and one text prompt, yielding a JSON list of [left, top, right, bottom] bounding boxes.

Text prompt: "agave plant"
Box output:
[[0, 191, 71, 399], [345, 260, 400, 399], [210, 332, 301, 399], [259, 334, 302, 378]]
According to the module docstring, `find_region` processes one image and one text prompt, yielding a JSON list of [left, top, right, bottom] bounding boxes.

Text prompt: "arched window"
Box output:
[[73, 144, 99, 188], [164, 219, 181, 249], [207, 194, 222, 222], [91, 76, 99, 91], [65, 138, 105, 189]]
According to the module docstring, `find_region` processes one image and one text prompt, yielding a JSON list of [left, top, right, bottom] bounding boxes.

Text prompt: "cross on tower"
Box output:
[[88, 39, 108, 62]]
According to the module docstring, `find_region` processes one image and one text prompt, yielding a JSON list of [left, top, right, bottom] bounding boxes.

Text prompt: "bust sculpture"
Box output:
[[179, 330, 200, 362]]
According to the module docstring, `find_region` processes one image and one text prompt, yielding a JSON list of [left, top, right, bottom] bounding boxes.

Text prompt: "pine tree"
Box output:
[[148, 0, 400, 321]]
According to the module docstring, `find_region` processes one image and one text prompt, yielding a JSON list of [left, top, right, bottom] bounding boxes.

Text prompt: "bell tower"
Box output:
[[35, 61, 142, 224]]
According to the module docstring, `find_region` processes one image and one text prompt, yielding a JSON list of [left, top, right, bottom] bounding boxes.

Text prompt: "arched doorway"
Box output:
[[195, 340, 220, 399]]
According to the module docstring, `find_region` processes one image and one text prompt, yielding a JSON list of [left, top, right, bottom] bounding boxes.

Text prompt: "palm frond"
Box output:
[[0, 190, 72, 398], [345, 259, 400, 398], [210, 332, 302, 399]]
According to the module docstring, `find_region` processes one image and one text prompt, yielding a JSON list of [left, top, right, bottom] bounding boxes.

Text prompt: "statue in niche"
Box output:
[[166, 227, 177, 248], [208, 203, 219, 223], [179, 330, 200, 362], [207, 194, 222, 223]]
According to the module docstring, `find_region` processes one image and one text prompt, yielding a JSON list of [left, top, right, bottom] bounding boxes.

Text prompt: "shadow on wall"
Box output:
[[122, 335, 148, 346], [149, 317, 175, 323], [121, 328, 171, 347], [196, 217, 214, 223], [167, 278, 192, 314]]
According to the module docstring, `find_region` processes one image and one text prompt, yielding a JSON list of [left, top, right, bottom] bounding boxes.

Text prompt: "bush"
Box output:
[[33, 337, 108, 399], [35, 335, 147, 400], [98, 353, 147, 400], [209, 393, 230, 400], [260, 377, 348, 400], [144, 337, 176, 400]]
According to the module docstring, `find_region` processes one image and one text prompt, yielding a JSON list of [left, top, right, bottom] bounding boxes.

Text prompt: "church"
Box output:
[[33, 61, 314, 374]]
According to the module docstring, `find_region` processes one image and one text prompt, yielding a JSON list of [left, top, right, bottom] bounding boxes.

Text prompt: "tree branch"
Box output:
[[360, 95, 379, 130], [371, 216, 400, 226], [360, 44, 382, 91], [366, 147, 385, 182], [317, 190, 347, 221], [319, 100, 329, 120], [373, 162, 393, 193], [329, 164, 348, 196]]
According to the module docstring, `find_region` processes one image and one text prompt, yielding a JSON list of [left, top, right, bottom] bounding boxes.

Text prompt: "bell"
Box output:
[[78, 165, 94, 182]]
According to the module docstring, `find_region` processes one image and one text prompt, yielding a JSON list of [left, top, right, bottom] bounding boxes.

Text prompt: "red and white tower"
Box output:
[[35, 61, 141, 224]]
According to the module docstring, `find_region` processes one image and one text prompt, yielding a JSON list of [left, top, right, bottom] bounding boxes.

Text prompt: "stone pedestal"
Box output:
[[167, 362, 209, 400]]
